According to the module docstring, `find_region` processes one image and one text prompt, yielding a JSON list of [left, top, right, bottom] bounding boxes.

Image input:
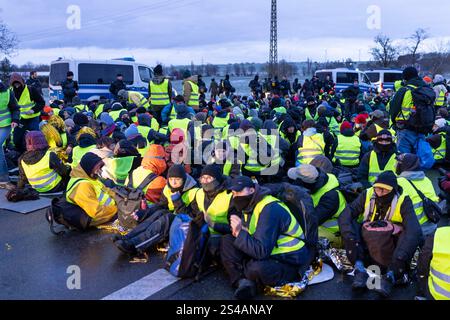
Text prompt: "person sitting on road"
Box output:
[[395, 153, 440, 237], [66, 152, 117, 226], [338, 171, 422, 298], [18, 131, 69, 194], [357, 129, 397, 188], [113, 165, 199, 255], [220, 176, 310, 300]]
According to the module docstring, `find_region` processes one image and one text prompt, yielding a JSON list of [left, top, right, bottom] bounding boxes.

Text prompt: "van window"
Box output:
[[336, 72, 358, 84], [138, 66, 151, 83], [78, 63, 133, 85], [384, 72, 403, 83], [362, 73, 371, 85], [316, 72, 332, 82], [366, 72, 380, 83], [50, 63, 69, 85]]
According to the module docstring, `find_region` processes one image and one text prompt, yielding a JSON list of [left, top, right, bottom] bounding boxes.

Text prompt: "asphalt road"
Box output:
[[1, 205, 437, 301]]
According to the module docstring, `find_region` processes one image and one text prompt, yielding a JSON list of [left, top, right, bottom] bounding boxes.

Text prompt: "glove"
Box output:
[[170, 192, 181, 202]]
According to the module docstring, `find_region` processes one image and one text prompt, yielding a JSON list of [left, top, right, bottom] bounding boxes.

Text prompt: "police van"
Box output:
[[364, 69, 403, 92], [49, 58, 152, 102], [315, 68, 375, 93]]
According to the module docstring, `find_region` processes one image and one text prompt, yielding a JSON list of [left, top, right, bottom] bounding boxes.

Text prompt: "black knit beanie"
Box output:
[[201, 164, 224, 183], [168, 164, 187, 181]]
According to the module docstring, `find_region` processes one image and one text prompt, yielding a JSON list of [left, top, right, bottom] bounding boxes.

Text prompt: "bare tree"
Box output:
[[426, 40, 450, 75], [370, 34, 400, 68], [407, 28, 429, 65], [0, 20, 18, 56]]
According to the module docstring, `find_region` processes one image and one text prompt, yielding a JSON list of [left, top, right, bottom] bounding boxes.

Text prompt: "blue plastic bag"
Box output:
[[416, 138, 435, 170], [166, 214, 191, 277]]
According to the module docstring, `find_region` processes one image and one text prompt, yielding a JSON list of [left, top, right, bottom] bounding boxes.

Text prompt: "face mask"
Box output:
[[375, 191, 395, 209], [233, 194, 254, 211], [202, 180, 220, 193], [376, 142, 392, 152]]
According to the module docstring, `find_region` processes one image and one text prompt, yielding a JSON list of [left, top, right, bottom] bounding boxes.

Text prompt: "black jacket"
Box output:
[[25, 78, 43, 96], [357, 143, 397, 189], [233, 186, 308, 266], [0, 82, 20, 124], [61, 79, 79, 99], [109, 80, 126, 97], [338, 188, 422, 268], [18, 149, 69, 191]]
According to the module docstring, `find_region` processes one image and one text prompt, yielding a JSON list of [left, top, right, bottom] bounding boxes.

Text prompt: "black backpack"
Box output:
[[46, 196, 92, 235], [405, 85, 436, 134]]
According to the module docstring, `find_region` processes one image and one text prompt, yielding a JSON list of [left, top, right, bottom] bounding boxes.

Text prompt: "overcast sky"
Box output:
[[1, 0, 449, 66]]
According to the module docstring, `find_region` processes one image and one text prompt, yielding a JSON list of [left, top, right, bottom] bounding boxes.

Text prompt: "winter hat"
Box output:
[[239, 119, 254, 132], [402, 66, 419, 81], [373, 171, 398, 193], [182, 70, 192, 79], [376, 129, 393, 141], [124, 124, 140, 139], [99, 112, 115, 126], [25, 131, 49, 151], [138, 113, 152, 127], [174, 95, 185, 103], [168, 164, 187, 181], [423, 76, 433, 84], [435, 118, 447, 129], [396, 153, 420, 173], [340, 121, 352, 133], [201, 164, 224, 183], [355, 113, 368, 125], [371, 110, 385, 120], [250, 117, 263, 131], [154, 64, 163, 76], [73, 112, 89, 127], [433, 74, 444, 84], [80, 152, 104, 176], [195, 112, 207, 123], [287, 164, 319, 184], [310, 155, 334, 174]]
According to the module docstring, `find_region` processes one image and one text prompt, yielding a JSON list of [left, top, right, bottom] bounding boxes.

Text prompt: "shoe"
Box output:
[[352, 269, 369, 290], [0, 181, 15, 190], [374, 275, 394, 298], [111, 234, 125, 242], [234, 279, 256, 300], [114, 240, 137, 255]]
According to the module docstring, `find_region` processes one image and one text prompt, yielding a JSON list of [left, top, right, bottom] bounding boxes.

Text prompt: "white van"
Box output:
[[49, 58, 152, 102], [315, 68, 375, 93], [364, 69, 403, 92]]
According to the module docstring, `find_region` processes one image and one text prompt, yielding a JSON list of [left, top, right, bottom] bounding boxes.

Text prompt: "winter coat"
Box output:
[[10, 73, 45, 115], [109, 79, 126, 97]]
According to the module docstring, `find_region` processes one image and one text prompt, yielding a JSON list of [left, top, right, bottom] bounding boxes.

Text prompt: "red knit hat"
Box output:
[[355, 114, 369, 125], [340, 121, 353, 133]]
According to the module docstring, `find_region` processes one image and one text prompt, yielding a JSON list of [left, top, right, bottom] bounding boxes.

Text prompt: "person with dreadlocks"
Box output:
[[40, 115, 70, 163]]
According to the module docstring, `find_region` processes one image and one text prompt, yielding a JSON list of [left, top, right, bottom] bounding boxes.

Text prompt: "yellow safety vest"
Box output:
[[196, 189, 232, 235], [428, 226, 450, 300], [137, 125, 151, 141], [186, 81, 199, 108], [433, 132, 446, 161], [125, 167, 155, 194], [259, 133, 281, 167], [168, 118, 191, 136], [241, 137, 270, 173], [395, 85, 417, 123], [397, 177, 429, 225], [305, 108, 318, 121], [368, 151, 397, 184], [212, 114, 230, 129], [66, 177, 115, 211], [435, 89, 446, 107], [21, 150, 62, 193], [18, 86, 39, 119], [109, 109, 127, 121], [311, 174, 346, 233], [334, 135, 361, 167], [362, 187, 405, 224], [245, 195, 305, 255], [0, 90, 11, 127], [162, 185, 199, 212], [297, 133, 325, 165], [74, 104, 87, 112], [105, 156, 136, 186], [128, 91, 150, 109], [71, 145, 96, 168], [94, 104, 105, 119], [150, 79, 170, 106]]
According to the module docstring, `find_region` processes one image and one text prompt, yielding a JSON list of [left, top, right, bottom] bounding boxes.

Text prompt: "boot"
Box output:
[[375, 274, 394, 298], [114, 239, 137, 255], [234, 279, 256, 300], [352, 269, 369, 290]]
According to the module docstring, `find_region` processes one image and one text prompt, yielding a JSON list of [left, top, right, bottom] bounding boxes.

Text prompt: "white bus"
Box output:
[[315, 68, 375, 93], [364, 69, 403, 92], [49, 58, 152, 102]]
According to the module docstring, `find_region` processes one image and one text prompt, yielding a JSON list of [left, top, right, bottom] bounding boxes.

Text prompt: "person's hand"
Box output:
[[11, 122, 18, 129], [230, 215, 242, 238], [66, 146, 73, 155]]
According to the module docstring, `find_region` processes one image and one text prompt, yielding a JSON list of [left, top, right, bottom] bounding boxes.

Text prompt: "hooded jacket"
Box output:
[[338, 187, 422, 272], [0, 82, 20, 125], [433, 75, 448, 102], [10, 73, 45, 115], [18, 148, 68, 191], [67, 164, 117, 226], [232, 186, 309, 266], [357, 142, 397, 188]]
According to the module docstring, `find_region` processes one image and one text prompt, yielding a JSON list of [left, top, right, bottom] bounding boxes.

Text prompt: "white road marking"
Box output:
[[102, 268, 179, 300]]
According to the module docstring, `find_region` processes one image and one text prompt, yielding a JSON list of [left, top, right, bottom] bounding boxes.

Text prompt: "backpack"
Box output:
[[408, 181, 442, 223], [405, 85, 436, 134], [165, 214, 209, 279], [114, 173, 158, 230], [46, 197, 92, 235]]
